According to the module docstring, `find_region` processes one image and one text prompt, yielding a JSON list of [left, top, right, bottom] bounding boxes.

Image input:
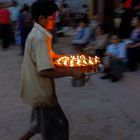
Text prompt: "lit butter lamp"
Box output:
[[46, 36, 100, 73], [54, 55, 100, 73]]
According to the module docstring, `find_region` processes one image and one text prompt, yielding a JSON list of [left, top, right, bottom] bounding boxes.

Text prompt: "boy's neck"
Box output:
[[39, 23, 45, 28]]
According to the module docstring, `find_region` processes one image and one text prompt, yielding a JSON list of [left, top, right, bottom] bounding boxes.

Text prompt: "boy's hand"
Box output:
[[70, 69, 85, 80]]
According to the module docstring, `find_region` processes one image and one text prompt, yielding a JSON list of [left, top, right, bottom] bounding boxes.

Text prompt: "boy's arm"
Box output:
[[38, 68, 85, 80], [34, 39, 84, 79], [51, 52, 64, 60]]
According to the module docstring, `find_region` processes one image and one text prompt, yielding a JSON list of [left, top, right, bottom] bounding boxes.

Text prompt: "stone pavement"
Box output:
[[0, 37, 140, 140]]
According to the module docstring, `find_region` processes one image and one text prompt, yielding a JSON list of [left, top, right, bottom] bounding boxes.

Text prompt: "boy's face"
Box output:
[[39, 13, 56, 30], [111, 35, 119, 44], [46, 15, 56, 30]]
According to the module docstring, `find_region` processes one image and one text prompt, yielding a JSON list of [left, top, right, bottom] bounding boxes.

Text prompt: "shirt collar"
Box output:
[[34, 22, 52, 39]]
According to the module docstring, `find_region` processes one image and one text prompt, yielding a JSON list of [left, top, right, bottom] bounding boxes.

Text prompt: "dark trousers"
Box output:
[[127, 47, 140, 71], [0, 24, 11, 49], [20, 27, 32, 55], [30, 104, 69, 140], [109, 59, 125, 79]]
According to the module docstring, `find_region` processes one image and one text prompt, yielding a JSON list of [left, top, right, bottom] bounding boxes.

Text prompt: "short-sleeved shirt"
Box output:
[[106, 42, 127, 62], [72, 26, 91, 44], [20, 23, 57, 107]]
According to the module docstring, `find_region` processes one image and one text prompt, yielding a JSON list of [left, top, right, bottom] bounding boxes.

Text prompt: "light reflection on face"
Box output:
[[45, 12, 56, 30]]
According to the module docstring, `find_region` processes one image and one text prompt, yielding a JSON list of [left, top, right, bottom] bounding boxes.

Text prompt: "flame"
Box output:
[[54, 54, 100, 72], [55, 55, 100, 67]]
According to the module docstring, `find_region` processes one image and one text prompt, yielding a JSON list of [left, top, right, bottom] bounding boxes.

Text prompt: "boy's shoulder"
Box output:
[[29, 27, 45, 41]]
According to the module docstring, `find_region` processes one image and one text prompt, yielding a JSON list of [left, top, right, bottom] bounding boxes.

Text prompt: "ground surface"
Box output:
[[0, 37, 140, 140]]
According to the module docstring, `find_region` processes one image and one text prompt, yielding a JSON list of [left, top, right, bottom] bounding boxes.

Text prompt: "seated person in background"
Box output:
[[89, 14, 99, 30], [72, 19, 91, 52], [88, 15, 100, 42], [126, 15, 140, 71], [101, 35, 127, 82], [83, 24, 108, 58]]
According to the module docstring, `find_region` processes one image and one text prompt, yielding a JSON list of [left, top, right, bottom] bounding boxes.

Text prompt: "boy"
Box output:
[[101, 35, 127, 82], [19, 1, 84, 140], [0, 2, 11, 50], [127, 15, 140, 71]]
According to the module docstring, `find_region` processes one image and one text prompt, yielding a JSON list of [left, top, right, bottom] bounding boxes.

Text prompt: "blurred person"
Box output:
[[0, 2, 1, 38], [80, 4, 89, 22], [126, 15, 140, 71], [118, 0, 140, 37], [0, 2, 11, 50], [89, 15, 99, 30], [54, 1, 61, 34], [101, 35, 127, 82], [83, 24, 109, 58], [72, 19, 91, 53], [118, 1, 133, 38], [133, 2, 140, 16], [18, 1, 84, 140], [88, 15, 100, 43], [20, 4, 29, 13], [8, 1, 19, 44], [81, 4, 88, 15], [59, 3, 70, 27], [17, 4, 33, 55]]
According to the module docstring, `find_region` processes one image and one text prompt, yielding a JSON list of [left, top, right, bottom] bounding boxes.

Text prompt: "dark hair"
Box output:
[[12, 1, 18, 5], [82, 4, 87, 8], [79, 18, 89, 24], [62, 3, 68, 8], [31, 0, 58, 22], [20, 4, 30, 13]]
